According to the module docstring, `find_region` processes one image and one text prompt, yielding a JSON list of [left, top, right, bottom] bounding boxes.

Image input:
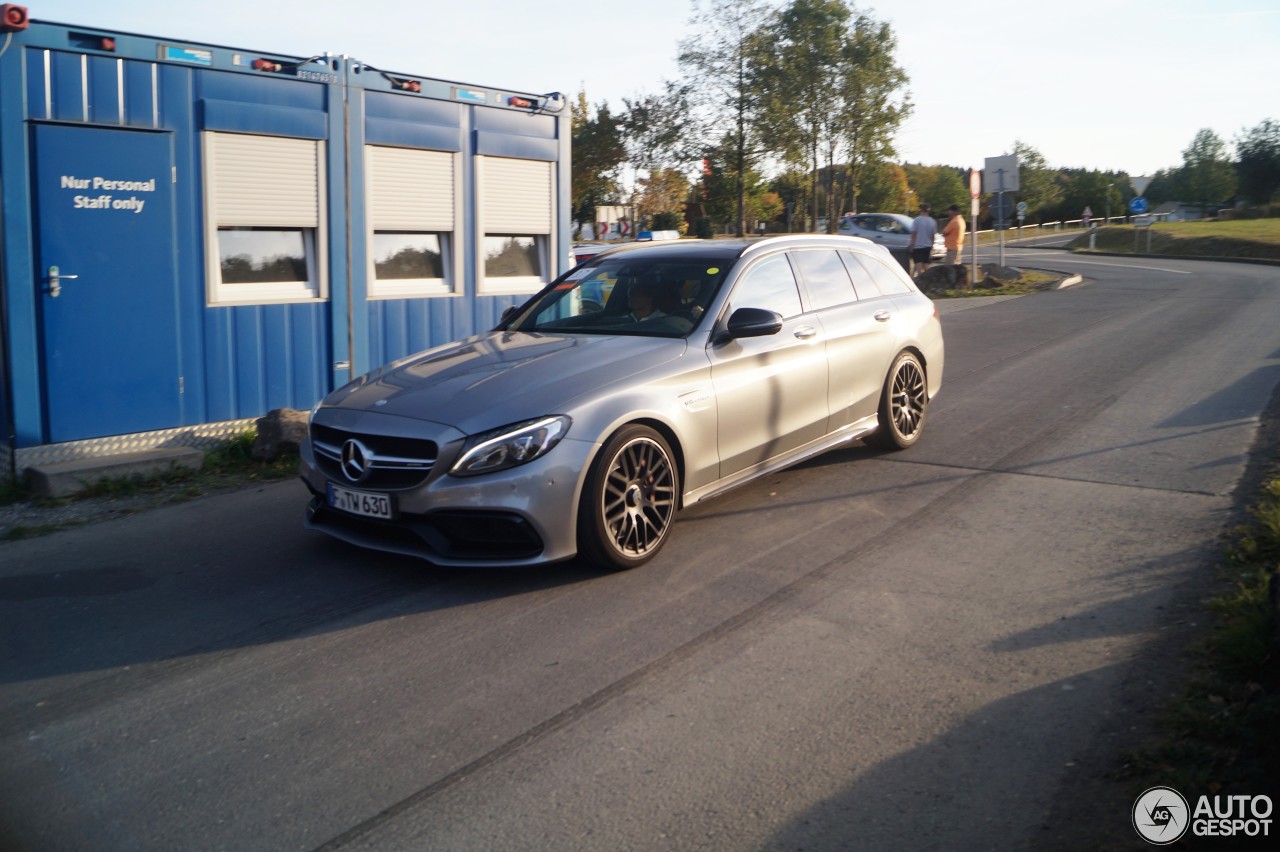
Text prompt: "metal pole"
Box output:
[[970, 191, 979, 288], [997, 170, 1007, 267]]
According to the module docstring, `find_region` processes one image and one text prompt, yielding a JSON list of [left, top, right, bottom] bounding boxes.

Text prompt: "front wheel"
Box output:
[[866, 351, 928, 450], [577, 425, 679, 570]]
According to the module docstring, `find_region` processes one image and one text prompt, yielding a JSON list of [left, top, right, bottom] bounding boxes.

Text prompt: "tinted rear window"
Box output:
[[843, 251, 913, 297], [790, 249, 857, 310]]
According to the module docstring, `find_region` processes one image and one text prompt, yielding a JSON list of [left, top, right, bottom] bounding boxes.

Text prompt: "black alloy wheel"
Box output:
[[578, 425, 679, 570], [867, 351, 928, 450]]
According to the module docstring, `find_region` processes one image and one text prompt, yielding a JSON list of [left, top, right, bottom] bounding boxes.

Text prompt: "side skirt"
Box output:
[[684, 414, 879, 506]]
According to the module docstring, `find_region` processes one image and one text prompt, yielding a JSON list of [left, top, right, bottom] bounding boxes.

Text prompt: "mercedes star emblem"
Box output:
[[340, 439, 372, 482]]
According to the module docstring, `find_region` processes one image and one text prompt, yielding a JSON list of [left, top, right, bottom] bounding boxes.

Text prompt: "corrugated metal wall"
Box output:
[[0, 19, 570, 463]]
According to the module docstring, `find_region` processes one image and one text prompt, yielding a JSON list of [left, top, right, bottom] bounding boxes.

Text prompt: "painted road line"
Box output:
[[987, 253, 1192, 275]]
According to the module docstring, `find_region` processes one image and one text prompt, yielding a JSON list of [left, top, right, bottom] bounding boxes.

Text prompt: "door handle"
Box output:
[[874, 310, 892, 322], [794, 325, 818, 340], [46, 265, 79, 298]]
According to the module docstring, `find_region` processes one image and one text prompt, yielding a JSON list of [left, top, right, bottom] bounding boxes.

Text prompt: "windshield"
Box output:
[[503, 255, 731, 338]]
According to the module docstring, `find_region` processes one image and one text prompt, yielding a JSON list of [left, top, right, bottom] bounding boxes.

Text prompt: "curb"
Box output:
[[25, 447, 205, 498]]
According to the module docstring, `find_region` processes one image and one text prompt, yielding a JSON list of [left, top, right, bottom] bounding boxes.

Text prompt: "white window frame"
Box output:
[[365, 145, 462, 299], [202, 131, 327, 306], [476, 155, 557, 295]]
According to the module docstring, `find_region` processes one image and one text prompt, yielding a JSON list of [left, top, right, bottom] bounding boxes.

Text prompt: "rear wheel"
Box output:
[[578, 425, 679, 570], [866, 351, 928, 450]]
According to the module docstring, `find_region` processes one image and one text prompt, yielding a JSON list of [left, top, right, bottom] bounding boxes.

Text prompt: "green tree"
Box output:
[[1180, 128, 1236, 214], [754, 191, 785, 229], [1235, 118, 1280, 205], [635, 167, 691, 231], [1056, 169, 1130, 223], [753, 0, 853, 231], [570, 91, 625, 234], [679, 0, 773, 236], [855, 160, 909, 213], [835, 13, 910, 217], [902, 164, 966, 215], [621, 81, 696, 178], [700, 134, 773, 232], [1145, 168, 1182, 208], [1013, 141, 1063, 221], [769, 168, 812, 230]]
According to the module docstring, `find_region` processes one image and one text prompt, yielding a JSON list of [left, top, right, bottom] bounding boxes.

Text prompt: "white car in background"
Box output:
[[837, 213, 945, 268]]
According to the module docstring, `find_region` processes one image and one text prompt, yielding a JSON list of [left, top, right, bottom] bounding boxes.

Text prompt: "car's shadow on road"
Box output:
[[0, 481, 609, 691]]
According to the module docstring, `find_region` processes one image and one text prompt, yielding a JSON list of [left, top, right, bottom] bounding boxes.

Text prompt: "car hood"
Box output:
[[326, 332, 688, 434]]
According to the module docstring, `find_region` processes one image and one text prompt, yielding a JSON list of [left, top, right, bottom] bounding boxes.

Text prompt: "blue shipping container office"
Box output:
[[0, 12, 571, 474]]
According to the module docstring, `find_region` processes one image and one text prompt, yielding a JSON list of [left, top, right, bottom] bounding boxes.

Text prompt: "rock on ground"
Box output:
[[252, 408, 309, 461]]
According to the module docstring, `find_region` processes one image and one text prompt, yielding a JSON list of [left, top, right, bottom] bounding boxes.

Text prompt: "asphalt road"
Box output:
[[3, 253, 1279, 851]]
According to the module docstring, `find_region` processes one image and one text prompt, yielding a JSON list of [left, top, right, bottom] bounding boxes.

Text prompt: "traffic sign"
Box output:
[[1131, 175, 1152, 196], [1129, 196, 1149, 214], [1016, 201, 1028, 216], [969, 169, 981, 199], [983, 154, 1019, 192]]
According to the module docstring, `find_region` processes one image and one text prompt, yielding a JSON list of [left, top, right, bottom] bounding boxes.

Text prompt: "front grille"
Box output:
[[311, 423, 438, 490]]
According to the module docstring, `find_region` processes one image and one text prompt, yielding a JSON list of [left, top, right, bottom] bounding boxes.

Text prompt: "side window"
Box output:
[[845, 251, 914, 296], [478, 156, 556, 294], [366, 145, 459, 298], [728, 253, 802, 318], [790, 249, 856, 310], [203, 132, 326, 305]]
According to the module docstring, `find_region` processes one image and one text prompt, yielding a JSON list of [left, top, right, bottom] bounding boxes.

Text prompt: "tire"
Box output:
[[577, 425, 679, 570], [866, 351, 928, 451]]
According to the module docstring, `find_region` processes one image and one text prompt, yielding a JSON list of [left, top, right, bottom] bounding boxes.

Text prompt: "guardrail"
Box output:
[[971, 214, 1174, 245]]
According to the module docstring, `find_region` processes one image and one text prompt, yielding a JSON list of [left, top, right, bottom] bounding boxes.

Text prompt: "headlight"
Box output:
[[450, 416, 571, 477]]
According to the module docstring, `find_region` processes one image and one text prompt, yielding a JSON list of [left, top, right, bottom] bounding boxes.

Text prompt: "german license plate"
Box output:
[[327, 482, 393, 520]]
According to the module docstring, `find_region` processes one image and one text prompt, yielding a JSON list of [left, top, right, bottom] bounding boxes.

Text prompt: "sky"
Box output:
[[32, 0, 1280, 180]]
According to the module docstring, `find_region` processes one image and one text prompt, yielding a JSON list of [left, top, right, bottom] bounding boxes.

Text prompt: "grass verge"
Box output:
[[1110, 452, 1280, 841], [1069, 218, 1280, 261], [931, 268, 1063, 299]]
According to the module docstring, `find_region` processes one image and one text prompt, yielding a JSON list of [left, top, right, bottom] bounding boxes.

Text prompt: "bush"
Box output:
[[651, 211, 684, 231], [694, 217, 714, 239]]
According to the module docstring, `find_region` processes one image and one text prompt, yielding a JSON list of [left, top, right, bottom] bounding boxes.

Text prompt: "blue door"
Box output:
[[33, 124, 182, 443]]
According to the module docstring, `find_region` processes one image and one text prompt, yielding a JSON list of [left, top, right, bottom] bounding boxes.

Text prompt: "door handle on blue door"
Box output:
[[46, 265, 79, 298]]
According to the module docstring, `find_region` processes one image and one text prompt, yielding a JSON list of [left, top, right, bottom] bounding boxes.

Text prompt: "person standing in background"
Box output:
[[942, 204, 966, 265], [907, 204, 937, 276]]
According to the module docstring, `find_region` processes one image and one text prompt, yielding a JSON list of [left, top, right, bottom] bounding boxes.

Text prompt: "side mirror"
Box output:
[[721, 307, 783, 342], [500, 305, 519, 323]]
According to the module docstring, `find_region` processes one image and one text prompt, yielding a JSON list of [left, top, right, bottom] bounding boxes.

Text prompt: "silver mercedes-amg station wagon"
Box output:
[[300, 235, 944, 570]]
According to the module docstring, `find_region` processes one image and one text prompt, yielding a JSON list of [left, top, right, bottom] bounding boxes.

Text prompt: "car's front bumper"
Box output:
[[299, 418, 598, 567]]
